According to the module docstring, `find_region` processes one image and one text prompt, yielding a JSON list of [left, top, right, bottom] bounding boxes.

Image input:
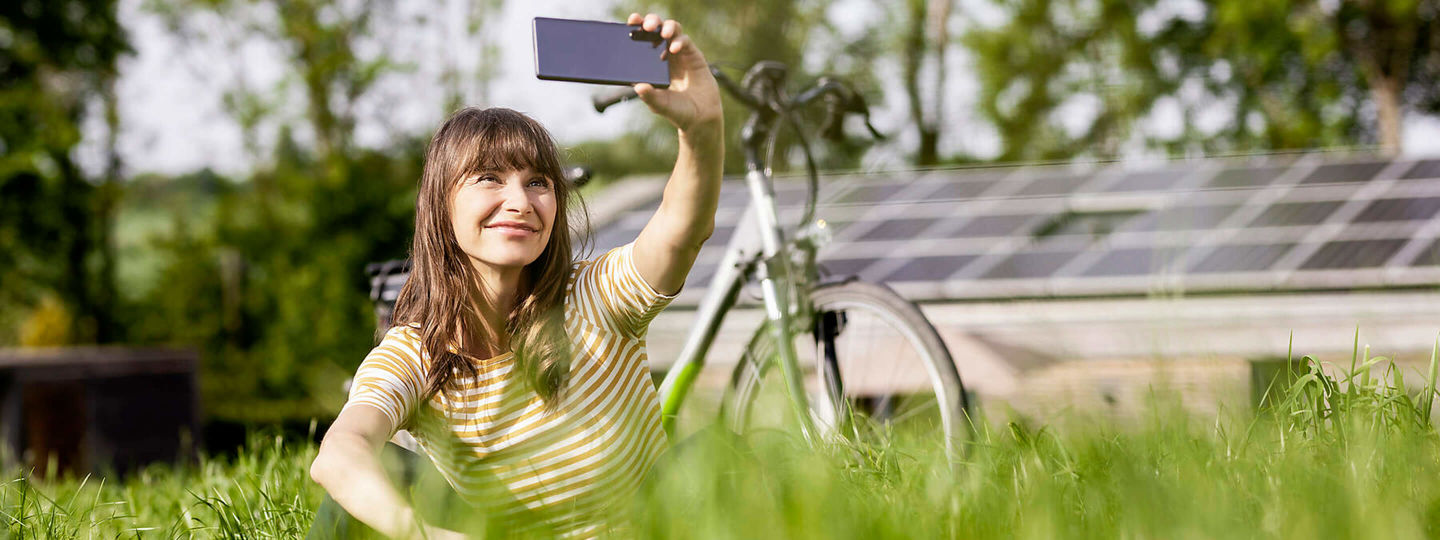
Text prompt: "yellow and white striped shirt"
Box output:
[[341, 241, 681, 537]]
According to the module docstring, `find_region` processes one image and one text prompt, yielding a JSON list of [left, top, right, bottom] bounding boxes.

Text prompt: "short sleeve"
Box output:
[[571, 241, 683, 339], [340, 327, 428, 434]]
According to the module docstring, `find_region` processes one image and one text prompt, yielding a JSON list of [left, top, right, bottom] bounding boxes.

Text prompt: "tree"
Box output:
[[963, 0, 1438, 160], [902, 0, 953, 166], [1326, 0, 1440, 155], [135, 0, 426, 422], [0, 0, 129, 344]]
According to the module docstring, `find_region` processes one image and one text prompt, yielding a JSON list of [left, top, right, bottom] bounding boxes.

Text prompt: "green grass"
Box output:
[[7, 335, 1440, 538]]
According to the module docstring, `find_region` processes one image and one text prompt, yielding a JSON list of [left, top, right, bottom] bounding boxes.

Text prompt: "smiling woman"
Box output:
[[306, 11, 724, 540]]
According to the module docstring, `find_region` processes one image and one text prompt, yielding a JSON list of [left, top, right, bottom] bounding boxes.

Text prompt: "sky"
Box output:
[[79, 0, 1440, 179]]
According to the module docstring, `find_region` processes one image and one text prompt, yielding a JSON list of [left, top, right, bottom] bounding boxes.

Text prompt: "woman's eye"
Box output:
[[530, 178, 551, 188]]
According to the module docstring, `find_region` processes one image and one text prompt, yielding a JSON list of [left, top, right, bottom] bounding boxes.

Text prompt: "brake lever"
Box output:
[[863, 117, 885, 140], [845, 92, 886, 140]]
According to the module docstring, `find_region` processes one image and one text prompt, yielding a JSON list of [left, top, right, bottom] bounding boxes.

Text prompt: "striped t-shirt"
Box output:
[[341, 240, 681, 537]]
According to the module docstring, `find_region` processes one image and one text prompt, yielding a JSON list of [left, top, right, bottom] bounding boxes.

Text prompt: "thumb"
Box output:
[[634, 83, 669, 110]]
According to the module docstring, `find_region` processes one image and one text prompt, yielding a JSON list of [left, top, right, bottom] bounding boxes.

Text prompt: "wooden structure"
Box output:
[[0, 347, 199, 477]]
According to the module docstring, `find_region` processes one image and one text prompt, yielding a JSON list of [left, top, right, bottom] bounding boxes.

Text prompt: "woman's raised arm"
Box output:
[[626, 12, 726, 297]]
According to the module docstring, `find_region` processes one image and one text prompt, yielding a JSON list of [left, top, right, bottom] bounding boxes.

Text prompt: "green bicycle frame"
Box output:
[[655, 166, 828, 445]]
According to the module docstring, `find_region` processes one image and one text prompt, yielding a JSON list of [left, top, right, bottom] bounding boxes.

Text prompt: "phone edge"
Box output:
[[531, 16, 672, 90]]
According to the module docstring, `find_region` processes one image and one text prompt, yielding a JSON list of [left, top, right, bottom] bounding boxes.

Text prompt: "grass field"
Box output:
[[6, 342, 1440, 539]]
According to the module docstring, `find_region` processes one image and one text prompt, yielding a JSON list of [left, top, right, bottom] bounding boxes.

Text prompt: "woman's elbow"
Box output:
[[309, 450, 334, 488], [310, 441, 350, 490]]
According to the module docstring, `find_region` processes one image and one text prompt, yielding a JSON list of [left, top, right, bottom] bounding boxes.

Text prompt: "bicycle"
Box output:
[[366, 60, 971, 464], [591, 60, 970, 463]]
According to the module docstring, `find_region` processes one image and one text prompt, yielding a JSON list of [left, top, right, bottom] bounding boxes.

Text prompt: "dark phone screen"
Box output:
[[532, 17, 670, 88]]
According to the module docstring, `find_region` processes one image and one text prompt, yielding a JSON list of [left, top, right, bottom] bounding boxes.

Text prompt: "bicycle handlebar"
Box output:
[[591, 63, 880, 142], [589, 61, 881, 238], [593, 87, 640, 113]]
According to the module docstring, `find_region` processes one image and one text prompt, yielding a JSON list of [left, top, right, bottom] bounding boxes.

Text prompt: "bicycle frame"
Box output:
[[654, 64, 836, 444], [655, 170, 832, 443]]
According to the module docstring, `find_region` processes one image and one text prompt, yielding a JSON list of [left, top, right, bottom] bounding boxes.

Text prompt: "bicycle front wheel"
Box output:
[[722, 279, 970, 464]]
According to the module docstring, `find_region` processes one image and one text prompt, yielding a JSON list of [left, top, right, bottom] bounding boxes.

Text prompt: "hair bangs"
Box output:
[[455, 112, 565, 186]]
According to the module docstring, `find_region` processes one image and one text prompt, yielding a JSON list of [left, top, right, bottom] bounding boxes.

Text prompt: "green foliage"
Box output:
[[963, 0, 1438, 160], [118, 135, 422, 423], [0, 0, 129, 344]]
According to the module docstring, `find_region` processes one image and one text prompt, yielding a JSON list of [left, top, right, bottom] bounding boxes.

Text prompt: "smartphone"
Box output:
[[532, 17, 671, 89]]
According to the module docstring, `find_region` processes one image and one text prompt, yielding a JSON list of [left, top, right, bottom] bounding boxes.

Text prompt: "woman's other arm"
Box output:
[[627, 12, 725, 297], [310, 405, 467, 539]]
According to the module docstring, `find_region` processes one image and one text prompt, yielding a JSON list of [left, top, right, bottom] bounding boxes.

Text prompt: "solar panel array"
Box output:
[[585, 154, 1440, 305]]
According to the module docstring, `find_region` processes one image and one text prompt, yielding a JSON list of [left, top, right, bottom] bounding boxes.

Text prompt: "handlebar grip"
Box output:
[[593, 88, 640, 113], [564, 165, 593, 187]]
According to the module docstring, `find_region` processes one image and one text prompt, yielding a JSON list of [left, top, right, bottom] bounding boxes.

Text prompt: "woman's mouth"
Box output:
[[483, 221, 541, 236]]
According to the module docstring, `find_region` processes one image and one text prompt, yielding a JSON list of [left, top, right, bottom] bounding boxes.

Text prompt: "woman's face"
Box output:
[[450, 166, 557, 273]]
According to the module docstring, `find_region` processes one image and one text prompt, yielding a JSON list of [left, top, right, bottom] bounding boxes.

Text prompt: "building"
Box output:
[[581, 152, 1440, 421]]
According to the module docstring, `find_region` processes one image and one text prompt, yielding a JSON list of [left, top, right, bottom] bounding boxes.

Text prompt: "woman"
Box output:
[[307, 12, 722, 539]]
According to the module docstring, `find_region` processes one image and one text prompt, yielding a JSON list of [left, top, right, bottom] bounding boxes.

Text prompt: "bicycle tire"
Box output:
[[722, 279, 970, 464]]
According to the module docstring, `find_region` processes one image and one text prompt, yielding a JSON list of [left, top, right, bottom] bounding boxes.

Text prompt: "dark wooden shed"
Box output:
[[0, 347, 200, 477]]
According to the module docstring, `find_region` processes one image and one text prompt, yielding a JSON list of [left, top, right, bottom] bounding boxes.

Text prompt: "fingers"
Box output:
[[631, 13, 680, 38], [628, 14, 692, 62], [669, 34, 689, 55]]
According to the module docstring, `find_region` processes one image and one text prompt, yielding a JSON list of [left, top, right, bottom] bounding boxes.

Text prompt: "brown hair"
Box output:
[[390, 107, 591, 408]]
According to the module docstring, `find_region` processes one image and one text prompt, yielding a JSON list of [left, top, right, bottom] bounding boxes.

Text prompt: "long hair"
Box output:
[[390, 107, 591, 408]]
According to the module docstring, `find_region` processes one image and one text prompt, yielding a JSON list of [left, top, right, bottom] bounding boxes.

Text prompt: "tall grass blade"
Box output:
[[1426, 334, 1439, 427]]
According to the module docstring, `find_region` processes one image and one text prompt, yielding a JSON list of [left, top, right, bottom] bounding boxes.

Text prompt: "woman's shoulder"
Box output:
[[566, 243, 629, 283], [372, 323, 427, 363]]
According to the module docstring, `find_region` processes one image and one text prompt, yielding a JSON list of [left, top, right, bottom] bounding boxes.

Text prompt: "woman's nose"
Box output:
[[501, 182, 532, 214]]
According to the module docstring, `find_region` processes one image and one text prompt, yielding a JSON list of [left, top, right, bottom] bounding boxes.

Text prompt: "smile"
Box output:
[[487, 225, 538, 236]]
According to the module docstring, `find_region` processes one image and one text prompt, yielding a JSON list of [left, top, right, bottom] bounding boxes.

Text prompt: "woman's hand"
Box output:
[[626, 13, 723, 135]]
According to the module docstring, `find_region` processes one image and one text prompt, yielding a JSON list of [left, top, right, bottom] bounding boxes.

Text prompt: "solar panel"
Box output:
[[1123, 204, 1239, 232], [1400, 159, 1440, 180], [953, 213, 1040, 237], [1205, 166, 1292, 189], [1034, 210, 1143, 238], [1188, 243, 1296, 273], [1409, 238, 1440, 267], [1247, 201, 1342, 227], [566, 152, 1440, 306], [592, 223, 644, 253], [707, 225, 737, 246], [1080, 247, 1185, 276], [1099, 169, 1181, 192], [1298, 161, 1387, 184], [857, 218, 945, 241], [817, 257, 890, 281], [833, 183, 908, 205], [1013, 174, 1092, 197], [1299, 239, 1409, 270], [1351, 197, 1440, 222], [883, 255, 976, 282], [980, 250, 1082, 280]]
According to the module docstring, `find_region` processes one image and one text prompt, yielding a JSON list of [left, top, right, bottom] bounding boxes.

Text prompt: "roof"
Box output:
[[584, 152, 1440, 307]]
